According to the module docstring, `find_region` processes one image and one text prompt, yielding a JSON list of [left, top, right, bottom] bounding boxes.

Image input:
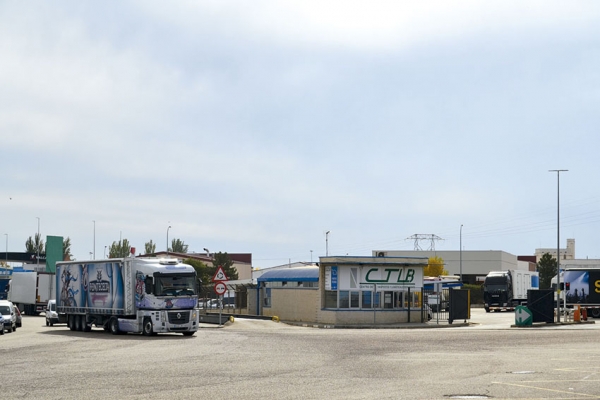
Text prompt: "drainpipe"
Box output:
[[256, 283, 261, 315]]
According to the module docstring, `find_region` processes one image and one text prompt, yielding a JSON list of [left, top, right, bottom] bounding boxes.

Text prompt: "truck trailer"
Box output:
[[56, 256, 199, 336], [8, 271, 55, 315], [552, 268, 600, 318], [483, 270, 539, 312]]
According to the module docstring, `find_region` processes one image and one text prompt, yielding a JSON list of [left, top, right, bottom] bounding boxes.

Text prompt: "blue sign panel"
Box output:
[[331, 266, 338, 290]]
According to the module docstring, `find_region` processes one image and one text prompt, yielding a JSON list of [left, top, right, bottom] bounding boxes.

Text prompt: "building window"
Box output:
[[373, 292, 381, 308], [324, 290, 338, 308], [339, 291, 350, 308], [264, 288, 271, 307], [350, 291, 360, 308], [383, 291, 394, 309], [362, 291, 372, 308]]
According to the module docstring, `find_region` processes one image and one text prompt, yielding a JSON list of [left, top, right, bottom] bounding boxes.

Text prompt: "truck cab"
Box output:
[[483, 271, 513, 312]]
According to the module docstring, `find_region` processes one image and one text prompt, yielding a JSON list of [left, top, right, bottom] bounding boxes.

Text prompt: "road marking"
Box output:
[[493, 381, 599, 398]]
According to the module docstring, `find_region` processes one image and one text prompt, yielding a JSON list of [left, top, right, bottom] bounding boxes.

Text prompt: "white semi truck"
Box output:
[[8, 271, 55, 315], [483, 270, 539, 312], [56, 256, 199, 336]]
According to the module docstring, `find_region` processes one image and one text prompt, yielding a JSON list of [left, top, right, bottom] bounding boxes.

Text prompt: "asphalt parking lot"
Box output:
[[1, 309, 599, 399]]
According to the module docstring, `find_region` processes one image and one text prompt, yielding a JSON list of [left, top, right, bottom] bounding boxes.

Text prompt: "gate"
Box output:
[[424, 288, 450, 322], [449, 289, 470, 324], [527, 289, 554, 323]]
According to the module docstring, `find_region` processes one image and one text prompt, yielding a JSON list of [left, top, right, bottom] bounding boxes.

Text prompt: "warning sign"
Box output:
[[211, 265, 229, 282]]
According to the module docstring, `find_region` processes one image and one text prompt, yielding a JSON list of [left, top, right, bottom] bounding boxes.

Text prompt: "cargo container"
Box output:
[[551, 268, 600, 318], [56, 256, 199, 336], [8, 271, 55, 315]]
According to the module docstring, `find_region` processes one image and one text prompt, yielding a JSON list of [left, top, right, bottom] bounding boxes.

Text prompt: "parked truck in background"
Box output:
[[56, 256, 199, 336], [8, 271, 55, 315], [551, 268, 600, 318], [483, 270, 539, 312]]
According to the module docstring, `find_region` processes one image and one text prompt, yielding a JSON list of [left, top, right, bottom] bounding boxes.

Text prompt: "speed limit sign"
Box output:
[[214, 281, 227, 295]]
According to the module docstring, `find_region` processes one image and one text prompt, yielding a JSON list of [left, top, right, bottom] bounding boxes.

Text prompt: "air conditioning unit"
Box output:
[[376, 251, 386, 257]]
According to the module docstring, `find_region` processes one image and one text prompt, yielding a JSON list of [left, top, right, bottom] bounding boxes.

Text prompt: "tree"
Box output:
[[25, 233, 45, 254], [170, 238, 188, 253], [423, 256, 448, 277], [537, 252, 557, 289], [211, 252, 238, 281], [109, 239, 132, 258], [145, 240, 156, 255], [63, 237, 73, 261], [184, 258, 210, 290]]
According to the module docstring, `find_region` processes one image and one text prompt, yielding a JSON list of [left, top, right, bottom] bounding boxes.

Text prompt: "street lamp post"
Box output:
[[550, 169, 568, 323], [4, 233, 7, 262], [93, 220, 96, 260], [325, 231, 330, 257], [166, 225, 172, 256], [36, 217, 40, 269], [104, 245, 107, 259], [460, 224, 463, 282], [310, 250, 313, 264]]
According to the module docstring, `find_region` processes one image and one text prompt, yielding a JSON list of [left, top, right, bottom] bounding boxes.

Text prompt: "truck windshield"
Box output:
[[155, 274, 197, 297], [485, 284, 507, 291]]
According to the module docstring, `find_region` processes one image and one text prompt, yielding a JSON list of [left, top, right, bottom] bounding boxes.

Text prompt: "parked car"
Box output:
[[0, 314, 4, 335], [0, 300, 17, 333], [14, 305, 22, 328]]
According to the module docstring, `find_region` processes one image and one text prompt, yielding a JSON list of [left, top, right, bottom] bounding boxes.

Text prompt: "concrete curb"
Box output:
[[282, 321, 473, 329]]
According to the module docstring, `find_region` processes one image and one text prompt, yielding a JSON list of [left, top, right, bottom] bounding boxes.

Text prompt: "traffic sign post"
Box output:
[[214, 281, 227, 295], [211, 267, 229, 327], [515, 305, 533, 326], [212, 266, 229, 283]]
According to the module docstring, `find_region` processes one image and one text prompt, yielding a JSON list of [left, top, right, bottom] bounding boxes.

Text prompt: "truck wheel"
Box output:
[[82, 316, 91, 332], [68, 315, 76, 331], [109, 318, 120, 335], [592, 309, 600, 318], [142, 318, 154, 336]]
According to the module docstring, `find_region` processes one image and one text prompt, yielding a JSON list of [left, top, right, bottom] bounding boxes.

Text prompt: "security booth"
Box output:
[[317, 256, 429, 325]]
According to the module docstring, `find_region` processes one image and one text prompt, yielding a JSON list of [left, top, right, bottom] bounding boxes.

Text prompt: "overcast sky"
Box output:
[[2, 1, 600, 267]]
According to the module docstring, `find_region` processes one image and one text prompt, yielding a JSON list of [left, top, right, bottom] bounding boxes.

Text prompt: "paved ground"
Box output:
[[1, 309, 599, 399]]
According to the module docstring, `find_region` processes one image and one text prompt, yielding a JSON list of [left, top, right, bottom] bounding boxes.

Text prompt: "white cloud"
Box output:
[[136, 1, 600, 51]]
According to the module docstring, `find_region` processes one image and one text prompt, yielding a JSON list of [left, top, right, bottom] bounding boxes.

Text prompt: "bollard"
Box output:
[[582, 307, 588, 321], [574, 306, 580, 322]]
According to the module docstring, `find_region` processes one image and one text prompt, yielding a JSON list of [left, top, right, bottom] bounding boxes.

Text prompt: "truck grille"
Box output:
[[168, 311, 189, 324]]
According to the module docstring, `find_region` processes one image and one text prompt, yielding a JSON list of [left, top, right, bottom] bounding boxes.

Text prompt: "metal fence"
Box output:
[[423, 287, 450, 323]]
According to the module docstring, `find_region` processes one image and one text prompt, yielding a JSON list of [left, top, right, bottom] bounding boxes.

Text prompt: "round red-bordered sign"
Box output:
[[214, 281, 227, 295]]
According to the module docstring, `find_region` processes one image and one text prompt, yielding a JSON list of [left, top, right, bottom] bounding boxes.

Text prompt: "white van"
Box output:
[[45, 299, 67, 326], [0, 300, 17, 333]]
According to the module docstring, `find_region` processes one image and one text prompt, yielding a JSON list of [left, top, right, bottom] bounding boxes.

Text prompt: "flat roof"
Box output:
[[257, 266, 319, 282]]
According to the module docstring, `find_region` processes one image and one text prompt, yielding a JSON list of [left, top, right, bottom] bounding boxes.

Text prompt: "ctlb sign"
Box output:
[[515, 305, 533, 326]]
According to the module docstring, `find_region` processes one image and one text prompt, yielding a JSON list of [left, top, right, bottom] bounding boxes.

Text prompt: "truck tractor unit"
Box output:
[[483, 270, 539, 312], [56, 256, 199, 336]]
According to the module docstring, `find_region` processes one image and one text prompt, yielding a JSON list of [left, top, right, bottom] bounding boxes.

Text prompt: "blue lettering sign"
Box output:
[[331, 266, 338, 290]]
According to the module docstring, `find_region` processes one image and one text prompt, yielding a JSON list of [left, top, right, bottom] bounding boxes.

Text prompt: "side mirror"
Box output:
[[145, 277, 154, 294]]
